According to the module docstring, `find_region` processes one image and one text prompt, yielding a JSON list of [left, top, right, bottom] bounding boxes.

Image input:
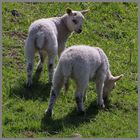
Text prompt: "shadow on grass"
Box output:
[[9, 71, 51, 101], [9, 70, 112, 135], [41, 100, 100, 135]]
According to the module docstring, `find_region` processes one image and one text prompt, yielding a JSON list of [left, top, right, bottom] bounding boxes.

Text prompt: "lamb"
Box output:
[[45, 45, 123, 117], [25, 8, 89, 87]]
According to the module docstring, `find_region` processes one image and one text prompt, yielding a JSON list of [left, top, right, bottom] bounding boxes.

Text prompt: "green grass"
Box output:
[[2, 2, 138, 138]]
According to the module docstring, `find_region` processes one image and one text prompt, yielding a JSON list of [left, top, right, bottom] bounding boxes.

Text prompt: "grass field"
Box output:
[[2, 2, 138, 138]]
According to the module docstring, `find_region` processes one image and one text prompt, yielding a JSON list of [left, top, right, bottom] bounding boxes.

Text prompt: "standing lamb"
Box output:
[[25, 8, 89, 87], [45, 45, 123, 117]]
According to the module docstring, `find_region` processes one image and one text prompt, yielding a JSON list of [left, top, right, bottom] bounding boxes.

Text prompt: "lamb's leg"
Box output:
[[45, 88, 58, 117], [45, 73, 64, 117], [36, 51, 46, 72], [46, 34, 57, 84], [96, 81, 105, 108], [75, 92, 85, 115], [47, 56, 55, 84], [26, 60, 34, 87], [75, 80, 88, 115], [25, 38, 35, 88]]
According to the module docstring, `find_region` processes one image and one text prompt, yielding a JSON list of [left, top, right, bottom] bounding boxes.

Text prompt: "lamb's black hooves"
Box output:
[[45, 110, 53, 119], [97, 104, 105, 109]]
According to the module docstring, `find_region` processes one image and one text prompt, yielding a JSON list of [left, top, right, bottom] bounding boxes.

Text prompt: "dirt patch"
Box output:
[[22, 131, 35, 138], [3, 31, 27, 40], [3, 47, 25, 70]]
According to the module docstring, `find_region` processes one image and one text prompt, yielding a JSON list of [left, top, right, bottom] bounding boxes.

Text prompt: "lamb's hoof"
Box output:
[[45, 109, 53, 118], [98, 103, 105, 109], [78, 110, 86, 116]]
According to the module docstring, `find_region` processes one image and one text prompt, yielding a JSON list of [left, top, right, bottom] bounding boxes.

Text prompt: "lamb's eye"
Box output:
[[72, 19, 78, 24]]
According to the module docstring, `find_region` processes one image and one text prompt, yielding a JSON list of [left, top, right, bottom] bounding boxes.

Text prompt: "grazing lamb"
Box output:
[[45, 45, 123, 117], [25, 8, 89, 87]]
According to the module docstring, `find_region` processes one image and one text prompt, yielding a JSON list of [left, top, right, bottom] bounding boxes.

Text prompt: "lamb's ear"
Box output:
[[81, 9, 90, 15], [66, 8, 73, 15], [112, 74, 124, 82]]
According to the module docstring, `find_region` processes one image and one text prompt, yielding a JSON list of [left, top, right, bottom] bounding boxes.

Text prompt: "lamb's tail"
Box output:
[[24, 34, 35, 61], [25, 27, 46, 52]]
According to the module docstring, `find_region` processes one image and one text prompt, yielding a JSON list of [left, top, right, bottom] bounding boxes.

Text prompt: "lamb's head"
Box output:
[[103, 74, 123, 100], [65, 8, 89, 33]]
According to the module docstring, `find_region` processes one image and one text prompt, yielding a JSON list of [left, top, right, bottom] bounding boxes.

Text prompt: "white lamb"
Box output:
[[25, 8, 89, 87], [45, 45, 123, 117]]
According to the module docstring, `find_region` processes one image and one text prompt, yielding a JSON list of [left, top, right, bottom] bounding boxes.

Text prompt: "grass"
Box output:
[[2, 2, 138, 138]]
